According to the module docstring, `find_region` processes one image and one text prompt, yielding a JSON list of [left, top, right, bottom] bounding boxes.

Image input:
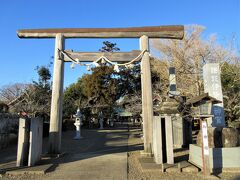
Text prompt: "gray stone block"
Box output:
[[189, 144, 240, 172], [153, 116, 163, 164], [197, 127, 222, 148], [16, 118, 30, 167], [222, 128, 239, 147], [28, 118, 43, 166]]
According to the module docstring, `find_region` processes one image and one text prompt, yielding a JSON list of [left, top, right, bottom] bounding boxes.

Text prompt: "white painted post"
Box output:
[[140, 35, 154, 155], [49, 33, 65, 154], [201, 120, 210, 175]]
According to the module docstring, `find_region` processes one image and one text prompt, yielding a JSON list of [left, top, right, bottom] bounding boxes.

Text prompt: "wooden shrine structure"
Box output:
[[17, 26, 184, 155]]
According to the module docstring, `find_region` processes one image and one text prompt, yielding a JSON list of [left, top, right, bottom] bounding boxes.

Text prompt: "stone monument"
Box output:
[[203, 63, 225, 127], [17, 117, 43, 167]]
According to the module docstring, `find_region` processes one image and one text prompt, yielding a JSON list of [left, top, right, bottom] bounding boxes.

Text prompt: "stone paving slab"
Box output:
[[5, 164, 53, 175], [44, 152, 127, 180]]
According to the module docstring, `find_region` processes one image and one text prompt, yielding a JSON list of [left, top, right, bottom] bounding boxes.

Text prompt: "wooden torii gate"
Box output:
[[17, 26, 184, 155]]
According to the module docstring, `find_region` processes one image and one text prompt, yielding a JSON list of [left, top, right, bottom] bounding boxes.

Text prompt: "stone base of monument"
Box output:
[[189, 144, 240, 173], [138, 157, 199, 173]]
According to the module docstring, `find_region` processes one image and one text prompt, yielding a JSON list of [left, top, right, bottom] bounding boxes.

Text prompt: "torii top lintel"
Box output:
[[17, 25, 184, 39]]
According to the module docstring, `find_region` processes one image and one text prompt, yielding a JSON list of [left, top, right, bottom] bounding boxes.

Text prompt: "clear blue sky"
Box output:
[[0, 0, 239, 88]]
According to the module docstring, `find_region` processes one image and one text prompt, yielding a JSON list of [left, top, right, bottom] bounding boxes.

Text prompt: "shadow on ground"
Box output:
[[38, 125, 143, 168]]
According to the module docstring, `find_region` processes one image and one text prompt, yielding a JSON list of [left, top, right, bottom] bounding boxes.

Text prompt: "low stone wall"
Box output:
[[0, 113, 19, 149], [189, 144, 240, 172]]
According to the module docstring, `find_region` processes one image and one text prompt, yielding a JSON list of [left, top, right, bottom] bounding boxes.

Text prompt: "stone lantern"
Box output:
[[189, 93, 240, 174], [187, 93, 222, 175], [73, 108, 83, 139], [188, 93, 222, 126]]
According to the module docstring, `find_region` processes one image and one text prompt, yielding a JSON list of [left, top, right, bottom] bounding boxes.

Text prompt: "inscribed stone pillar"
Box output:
[[16, 118, 30, 167], [203, 63, 225, 127], [165, 115, 174, 164], [28, 118, 43, 166], [49, 33, 65, 154], [153, 116, 163, 164], [172, 114, 183, 148], [140, 35, 153, 155]]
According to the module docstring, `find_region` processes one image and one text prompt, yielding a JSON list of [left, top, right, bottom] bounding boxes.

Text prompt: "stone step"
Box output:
[[165, 165, 179, 173], [138, 157, 161, 171], [138, 157, 154, 163], [181, 161, 200, 173], [178, 161, 191, 170], [162, 163, 176, 172], [161, 161, 200, 173], [139, 158, 200, 173]]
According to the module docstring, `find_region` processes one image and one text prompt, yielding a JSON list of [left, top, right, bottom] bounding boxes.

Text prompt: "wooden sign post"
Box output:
[[201, 119, 210, 175]]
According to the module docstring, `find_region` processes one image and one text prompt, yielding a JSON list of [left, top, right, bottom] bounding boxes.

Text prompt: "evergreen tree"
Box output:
[[221, 62, 240, 126], [99, 41, 120, 52]]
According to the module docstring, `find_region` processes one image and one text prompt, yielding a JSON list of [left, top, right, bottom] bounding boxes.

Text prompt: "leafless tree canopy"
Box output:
[[150, 25, 239, 97], [0, 83, 29, 103]]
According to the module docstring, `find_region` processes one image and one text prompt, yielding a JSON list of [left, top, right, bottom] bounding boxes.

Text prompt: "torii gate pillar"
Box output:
[[140, 35, 154, 155], [49, 34, 65, 154]]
